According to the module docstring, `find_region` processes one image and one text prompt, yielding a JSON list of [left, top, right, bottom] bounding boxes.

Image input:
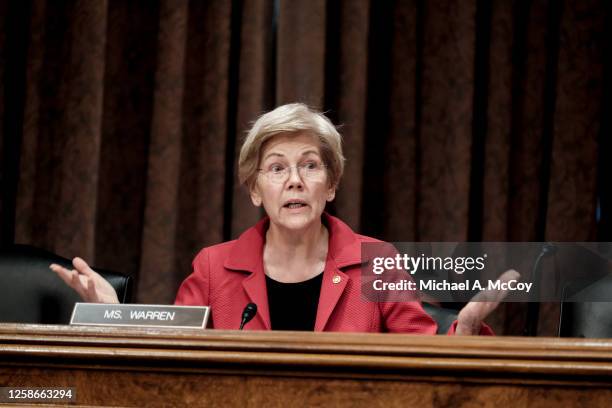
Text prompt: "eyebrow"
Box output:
[[262, 150, 320, 162]]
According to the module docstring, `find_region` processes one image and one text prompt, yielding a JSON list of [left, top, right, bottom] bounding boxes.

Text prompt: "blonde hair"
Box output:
[[238, 103, 345, 190]]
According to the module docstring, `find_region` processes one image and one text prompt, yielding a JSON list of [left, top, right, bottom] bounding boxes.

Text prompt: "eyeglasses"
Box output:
[[257, 161, 328, 183]]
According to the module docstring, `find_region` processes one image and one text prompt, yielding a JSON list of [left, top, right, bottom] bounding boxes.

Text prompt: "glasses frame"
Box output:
[[257, 162, 328, 184]]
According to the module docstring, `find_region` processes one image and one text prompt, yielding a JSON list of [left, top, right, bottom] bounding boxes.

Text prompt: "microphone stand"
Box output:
[[524, 243, 556, 336]]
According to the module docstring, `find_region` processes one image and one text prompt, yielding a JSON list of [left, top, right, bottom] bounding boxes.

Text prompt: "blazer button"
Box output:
[[332, 275, 341, 284]]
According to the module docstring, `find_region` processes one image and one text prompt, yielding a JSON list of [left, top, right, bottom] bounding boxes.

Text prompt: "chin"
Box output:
[[277, 211, 319, 231], [281, 216, 311, 230]]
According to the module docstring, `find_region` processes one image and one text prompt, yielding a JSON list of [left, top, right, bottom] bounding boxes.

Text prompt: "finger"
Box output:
[[470, 269, 521, 303], [50, 263, 76, 278], [68, 268, 89, 300], [467, 301, 498, 320], [51, 264, 82, 291], [456, 301, 496, 335], [72, 257, 97, 277], [497, 269, 521, 283], [50, 263, 71, 279], [85, 277, 98, 302], [456, 270, 522, 335], [491, 269, 521, 301]]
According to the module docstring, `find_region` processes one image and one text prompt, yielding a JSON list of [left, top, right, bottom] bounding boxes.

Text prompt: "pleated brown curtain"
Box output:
[[0, 0, 261, 304], [1, 0, 609, 334]]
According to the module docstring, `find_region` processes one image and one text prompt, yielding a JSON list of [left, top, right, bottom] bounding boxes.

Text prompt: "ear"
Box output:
[[250, 184, 262, 207], [326, 186, 336, 202]]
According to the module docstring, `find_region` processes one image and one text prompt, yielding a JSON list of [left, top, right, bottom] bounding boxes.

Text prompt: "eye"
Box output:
[[269, 164, 285, 174], [303, 161, 318, 170]]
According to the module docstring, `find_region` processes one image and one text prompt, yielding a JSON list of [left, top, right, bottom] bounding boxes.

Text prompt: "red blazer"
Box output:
[[175, 213, 490, 334]]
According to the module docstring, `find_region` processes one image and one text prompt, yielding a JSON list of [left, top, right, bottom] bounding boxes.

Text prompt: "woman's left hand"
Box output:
[[455, 269, 521, 335]]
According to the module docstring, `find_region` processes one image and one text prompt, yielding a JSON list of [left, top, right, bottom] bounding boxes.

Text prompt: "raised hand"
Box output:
[[50, 257, 119, 304], [455, 269, 521, 335]]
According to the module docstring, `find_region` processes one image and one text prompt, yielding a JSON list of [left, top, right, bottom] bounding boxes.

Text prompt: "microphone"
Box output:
[[239, 303, 257, 330]]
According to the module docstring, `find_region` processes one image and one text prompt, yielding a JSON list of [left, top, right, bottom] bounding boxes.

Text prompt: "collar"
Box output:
[[223, 213, 363, 272]]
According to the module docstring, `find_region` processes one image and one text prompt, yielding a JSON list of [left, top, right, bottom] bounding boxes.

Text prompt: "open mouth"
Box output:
[[283, 202, 307, 209]]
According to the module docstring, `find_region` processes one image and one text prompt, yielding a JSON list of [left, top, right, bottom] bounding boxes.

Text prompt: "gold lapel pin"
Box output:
[[332, 275, 341, 284]]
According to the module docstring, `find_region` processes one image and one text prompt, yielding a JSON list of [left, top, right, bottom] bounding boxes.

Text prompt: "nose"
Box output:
[[286, 166, 304, 190]]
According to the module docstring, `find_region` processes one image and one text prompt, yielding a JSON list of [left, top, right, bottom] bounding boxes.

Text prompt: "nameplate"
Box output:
[[70, 303, 209, 329]]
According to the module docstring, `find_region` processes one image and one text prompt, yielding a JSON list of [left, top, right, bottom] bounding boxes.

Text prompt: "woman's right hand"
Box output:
[[50, 257, 119, 304]]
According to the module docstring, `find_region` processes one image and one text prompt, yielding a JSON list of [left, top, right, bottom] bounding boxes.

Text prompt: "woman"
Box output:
[[51, 103, 516, 334]]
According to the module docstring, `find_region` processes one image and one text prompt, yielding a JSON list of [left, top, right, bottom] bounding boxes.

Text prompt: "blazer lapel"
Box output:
[[314, 260, 348, 331], [225, 217, 272, 330], [241, 261, 271, 330], [314, 213, 366, 331]]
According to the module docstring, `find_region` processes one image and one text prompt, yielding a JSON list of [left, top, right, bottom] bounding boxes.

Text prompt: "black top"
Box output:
[[265, 272, 324, 331]]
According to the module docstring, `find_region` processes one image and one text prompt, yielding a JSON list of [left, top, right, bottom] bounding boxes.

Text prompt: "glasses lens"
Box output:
[[270, 171, 287, 182], [264, 163, 326, 183], [299, 163, 325, 180]]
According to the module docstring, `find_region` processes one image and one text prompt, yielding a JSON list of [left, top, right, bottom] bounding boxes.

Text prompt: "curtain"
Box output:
[[1, 0, 609, 335]]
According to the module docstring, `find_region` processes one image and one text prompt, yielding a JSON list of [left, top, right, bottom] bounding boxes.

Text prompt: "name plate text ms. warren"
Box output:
[[70, 303, 210, 329]]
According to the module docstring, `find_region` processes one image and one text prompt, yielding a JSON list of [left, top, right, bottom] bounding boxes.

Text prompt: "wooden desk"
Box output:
[[1, 324, 611, 407]]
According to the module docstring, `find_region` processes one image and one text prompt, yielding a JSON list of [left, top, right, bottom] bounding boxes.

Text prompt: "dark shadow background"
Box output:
[[1, 0, 610, 335]]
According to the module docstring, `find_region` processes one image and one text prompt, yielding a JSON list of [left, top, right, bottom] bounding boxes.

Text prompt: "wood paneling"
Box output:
[[1, 324, 611, 407]]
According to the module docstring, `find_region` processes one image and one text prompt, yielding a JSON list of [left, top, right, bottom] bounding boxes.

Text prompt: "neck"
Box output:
[[264, 217, 329, 283]]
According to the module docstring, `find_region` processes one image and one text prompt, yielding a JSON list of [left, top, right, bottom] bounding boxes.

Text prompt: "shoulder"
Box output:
[[191, 240, 237, 272], [192, 217, 266, 276], [354, 233, 383, 244]]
